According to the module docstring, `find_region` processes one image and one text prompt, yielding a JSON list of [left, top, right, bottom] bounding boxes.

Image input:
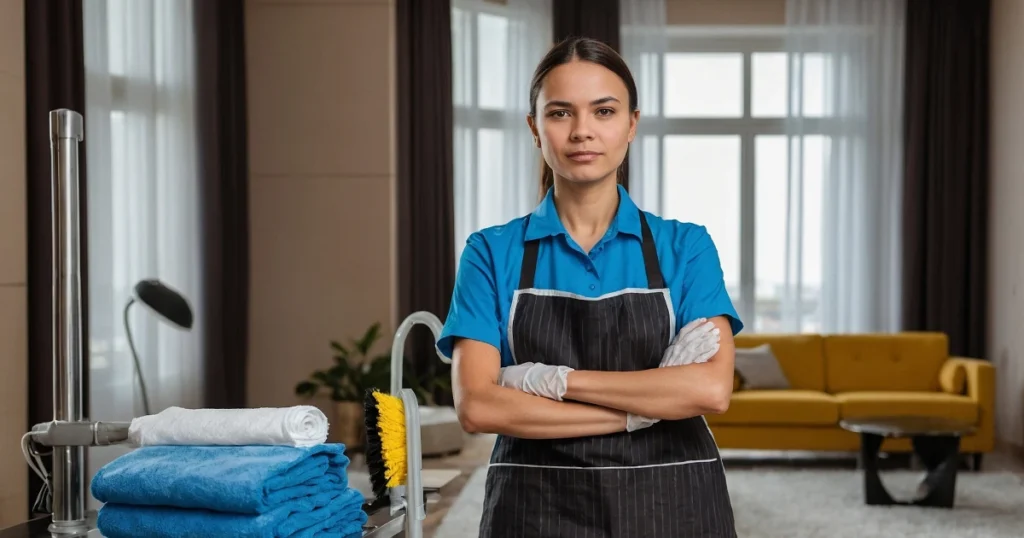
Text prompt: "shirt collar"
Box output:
[[524, 184, 643, 242]]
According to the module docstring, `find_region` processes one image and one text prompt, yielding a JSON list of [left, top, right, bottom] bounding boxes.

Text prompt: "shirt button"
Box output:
[[589, 284, 596, 290]]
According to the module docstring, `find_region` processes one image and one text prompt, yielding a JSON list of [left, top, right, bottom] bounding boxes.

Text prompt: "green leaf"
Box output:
[[368, 354, 391, 376], [329, 362, 353, 378], [311, 370, 338, 389], [354, 322, 381, 356], [294, 380, 318, 397], [330, 340, 350, 360]]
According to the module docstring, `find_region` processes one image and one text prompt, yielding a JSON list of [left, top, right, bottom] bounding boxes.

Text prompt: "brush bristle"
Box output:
[[363, 389, 407, 500], [375, 391, 407, 488], [363, 389, 387, 499]]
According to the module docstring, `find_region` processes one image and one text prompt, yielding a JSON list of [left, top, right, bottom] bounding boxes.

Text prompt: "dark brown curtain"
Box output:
[[194, 0, 251, 408], [901, 0, 991, 359], [396, 0, 455, 402], [24, 0, 88, 515], [553, 0, 620, 51], [551, 0, 628, 191]]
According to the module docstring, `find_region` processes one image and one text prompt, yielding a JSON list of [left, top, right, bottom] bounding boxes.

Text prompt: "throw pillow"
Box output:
[[734, 344, 791, 390]]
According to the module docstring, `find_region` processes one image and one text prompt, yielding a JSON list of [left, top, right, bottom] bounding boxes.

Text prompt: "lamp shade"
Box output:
[[133, 279, 193, 329]]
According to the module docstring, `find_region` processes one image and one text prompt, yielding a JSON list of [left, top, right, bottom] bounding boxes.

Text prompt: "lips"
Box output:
[[567, 151, 602, 163]]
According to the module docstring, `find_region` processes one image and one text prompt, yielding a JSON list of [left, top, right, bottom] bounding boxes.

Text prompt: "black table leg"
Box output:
[[910, 434, 961, 508], [857, 432, 961, 508], [859, 432, 895, 505]]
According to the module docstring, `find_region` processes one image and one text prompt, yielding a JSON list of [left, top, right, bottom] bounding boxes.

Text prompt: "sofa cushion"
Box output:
[[733, 334, 825, 391], [709, 390, 839, 426], [835, 391, 978, 423], [735, 344, 791, 390], [824, 333, 948, 393]]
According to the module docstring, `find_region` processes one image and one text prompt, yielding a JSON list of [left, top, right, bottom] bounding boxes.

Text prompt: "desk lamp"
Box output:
[[124, 278, 194, 415]]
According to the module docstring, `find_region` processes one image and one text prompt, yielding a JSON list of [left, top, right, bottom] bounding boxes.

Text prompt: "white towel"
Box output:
[[128, 405, 330, 447]]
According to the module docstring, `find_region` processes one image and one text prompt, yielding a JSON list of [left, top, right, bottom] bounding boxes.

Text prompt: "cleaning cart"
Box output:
[[5, 109, 450, 538]]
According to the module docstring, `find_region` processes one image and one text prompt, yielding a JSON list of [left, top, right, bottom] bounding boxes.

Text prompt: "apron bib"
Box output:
[[479, 210, 737, 538]]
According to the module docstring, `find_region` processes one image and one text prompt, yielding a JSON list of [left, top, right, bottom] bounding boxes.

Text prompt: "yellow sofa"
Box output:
[[709, 332, 995, 461]]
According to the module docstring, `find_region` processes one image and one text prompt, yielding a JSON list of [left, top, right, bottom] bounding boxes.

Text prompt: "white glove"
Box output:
[[628, 319, 721, 433], [497, 362, 573, 401], [626, 413, 658, 432], [661, 318, 721, 367]]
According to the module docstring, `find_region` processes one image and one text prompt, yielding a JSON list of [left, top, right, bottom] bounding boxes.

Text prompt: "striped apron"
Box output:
[[478, 210, 737, 538]]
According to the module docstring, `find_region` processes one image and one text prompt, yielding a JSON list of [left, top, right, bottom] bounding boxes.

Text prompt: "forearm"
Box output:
[[564, 316, 736, 421], [457, 384, 626, 439], [564, 362, 731, 420]]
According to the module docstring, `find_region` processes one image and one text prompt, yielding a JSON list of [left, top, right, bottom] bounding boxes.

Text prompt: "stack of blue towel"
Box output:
[[90, 443, 368, 538]]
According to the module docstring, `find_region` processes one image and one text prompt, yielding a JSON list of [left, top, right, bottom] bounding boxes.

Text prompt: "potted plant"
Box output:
[[294, 322, 391, 451]]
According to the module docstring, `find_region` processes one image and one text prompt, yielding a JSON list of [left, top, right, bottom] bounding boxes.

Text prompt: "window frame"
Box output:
[[451, 0, 526, 262], [659, 26, 839, 331]]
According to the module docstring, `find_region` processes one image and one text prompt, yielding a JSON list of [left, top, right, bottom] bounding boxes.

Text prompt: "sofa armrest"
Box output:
[[939, 359, 968, 394], [940, 356, 996, 451]]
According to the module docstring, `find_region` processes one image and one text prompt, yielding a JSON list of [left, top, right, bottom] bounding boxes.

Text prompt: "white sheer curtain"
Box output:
[[83, 0, 203, 508], [620, 0, 669, 215], [781, 0, 905, 332], [451, 0, 552, 262]]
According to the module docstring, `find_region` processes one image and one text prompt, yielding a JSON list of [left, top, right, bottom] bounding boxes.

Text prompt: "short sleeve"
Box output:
[[679, 226, 744, 336], [436, 233, 503, 360]]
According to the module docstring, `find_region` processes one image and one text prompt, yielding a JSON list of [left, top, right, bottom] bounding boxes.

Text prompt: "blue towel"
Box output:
[[91, 443, 350, 514], [96, 486, 368, 538]]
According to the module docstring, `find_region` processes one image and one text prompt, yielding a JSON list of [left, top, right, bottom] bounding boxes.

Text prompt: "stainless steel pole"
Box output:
[[48, 108, 87, 534]]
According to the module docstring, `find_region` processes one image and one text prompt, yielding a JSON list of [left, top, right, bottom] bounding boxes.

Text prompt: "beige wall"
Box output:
[[244, 0, 397, 410], [0, 0, 27, 528], [988, 0, 1024, 449], [667, 0, 785, 26]]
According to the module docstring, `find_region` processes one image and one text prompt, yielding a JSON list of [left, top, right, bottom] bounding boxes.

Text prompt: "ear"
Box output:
[[628, 109, 640, 143], [526, 115, 541, 147]]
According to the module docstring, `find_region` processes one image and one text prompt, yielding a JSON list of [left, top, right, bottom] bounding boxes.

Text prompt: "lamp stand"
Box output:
[[124, 297, 152, 415]]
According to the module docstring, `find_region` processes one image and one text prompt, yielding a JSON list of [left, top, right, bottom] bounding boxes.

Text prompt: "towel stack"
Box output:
[[90, 406, 369, 538]]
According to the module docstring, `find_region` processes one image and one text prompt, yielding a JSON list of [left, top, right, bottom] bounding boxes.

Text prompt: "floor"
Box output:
[[402, 434, 1024, 537], [346, 433, 498, 536]]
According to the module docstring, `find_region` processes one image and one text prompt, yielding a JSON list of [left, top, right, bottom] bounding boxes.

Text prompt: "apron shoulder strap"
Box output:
[[519, 216, 539, 290], [638, 210, 666, 289]]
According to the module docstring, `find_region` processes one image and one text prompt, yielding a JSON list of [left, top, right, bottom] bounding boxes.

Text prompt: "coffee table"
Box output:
[[839, 416, 976, 509]]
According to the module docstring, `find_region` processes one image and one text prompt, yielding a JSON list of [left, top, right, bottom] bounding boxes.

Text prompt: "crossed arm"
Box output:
[[452, 316, 736, 439]]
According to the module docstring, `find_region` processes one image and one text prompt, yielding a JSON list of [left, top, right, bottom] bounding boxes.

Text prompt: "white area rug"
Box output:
[[435, 467, 1024, 537]]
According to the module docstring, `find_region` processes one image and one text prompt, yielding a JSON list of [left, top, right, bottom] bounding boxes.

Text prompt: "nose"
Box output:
[[570, 116, 595, 142]]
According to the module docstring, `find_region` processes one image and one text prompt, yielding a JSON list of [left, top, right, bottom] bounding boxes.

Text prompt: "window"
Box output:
[[451, 0, 552, 263], [83, 0, 203, 510], [658, 31, 833, 333]]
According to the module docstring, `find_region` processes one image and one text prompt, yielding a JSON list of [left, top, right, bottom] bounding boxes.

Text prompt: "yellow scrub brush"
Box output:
[[364, 388, 408, 498], [360, 311, 450, 538]]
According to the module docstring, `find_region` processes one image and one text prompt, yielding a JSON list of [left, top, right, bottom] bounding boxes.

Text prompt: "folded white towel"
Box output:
[[128, 405, 330, 447]]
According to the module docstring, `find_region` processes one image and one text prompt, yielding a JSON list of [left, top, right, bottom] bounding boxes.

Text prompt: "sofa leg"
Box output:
[[972, 453, 983, 471]]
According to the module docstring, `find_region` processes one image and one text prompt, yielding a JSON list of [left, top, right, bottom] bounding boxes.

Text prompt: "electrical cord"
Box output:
[[22, 300, 156, 517], [22, 432, 52, 515], [123, 297, 152, 416]]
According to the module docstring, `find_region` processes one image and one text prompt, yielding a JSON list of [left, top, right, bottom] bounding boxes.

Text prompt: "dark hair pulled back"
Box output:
[[529, 37, 638, 200]]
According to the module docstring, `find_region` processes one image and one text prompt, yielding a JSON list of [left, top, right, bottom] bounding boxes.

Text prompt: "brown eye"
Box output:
[[596, 108, 615, 116]]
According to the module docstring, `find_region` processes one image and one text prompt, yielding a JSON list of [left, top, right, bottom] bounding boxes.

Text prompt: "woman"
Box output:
[[436, 36, 743, 538]]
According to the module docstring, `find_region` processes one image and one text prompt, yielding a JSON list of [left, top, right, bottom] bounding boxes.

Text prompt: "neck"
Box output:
[[552, 177, 620, 239]]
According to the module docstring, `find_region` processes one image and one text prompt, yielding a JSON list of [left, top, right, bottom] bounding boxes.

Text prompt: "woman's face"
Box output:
[[530, 60, 637, 187]]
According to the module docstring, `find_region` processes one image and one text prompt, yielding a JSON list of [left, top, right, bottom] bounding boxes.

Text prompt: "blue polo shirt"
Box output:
[[437, 185, 743, 367]]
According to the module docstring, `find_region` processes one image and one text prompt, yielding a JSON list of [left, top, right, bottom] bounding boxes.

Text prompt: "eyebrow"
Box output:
[[544, 96, 621, 109]]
